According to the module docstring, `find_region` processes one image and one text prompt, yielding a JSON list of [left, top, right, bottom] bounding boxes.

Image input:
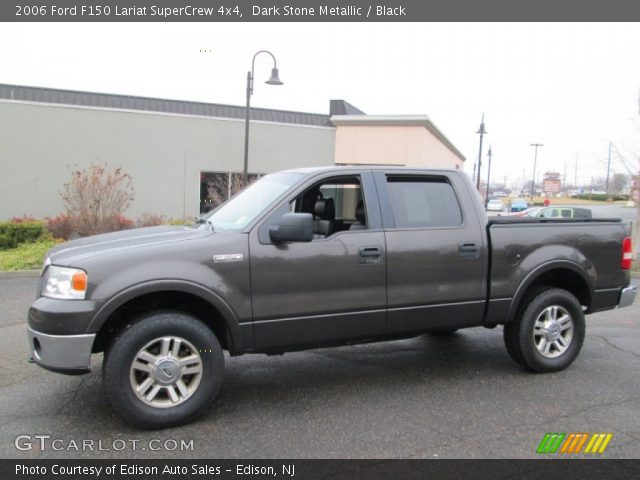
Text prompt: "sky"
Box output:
[[2, 22, 640, 189]]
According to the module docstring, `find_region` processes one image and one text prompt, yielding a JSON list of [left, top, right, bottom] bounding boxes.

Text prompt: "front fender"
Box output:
[[88, 279, 244, 353]]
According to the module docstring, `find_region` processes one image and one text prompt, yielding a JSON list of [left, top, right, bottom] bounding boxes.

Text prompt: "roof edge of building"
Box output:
[[0, 83, 332, 127]]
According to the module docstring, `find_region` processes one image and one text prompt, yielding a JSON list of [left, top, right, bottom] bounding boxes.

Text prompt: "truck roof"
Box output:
[[279, 165, 461, 175]]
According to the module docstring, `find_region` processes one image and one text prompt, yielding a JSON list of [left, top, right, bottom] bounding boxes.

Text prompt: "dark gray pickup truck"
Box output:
[[28, 166, 636, 428]]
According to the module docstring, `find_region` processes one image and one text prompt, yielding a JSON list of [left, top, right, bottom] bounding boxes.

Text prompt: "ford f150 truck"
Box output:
[[27, 166, 637, 429]]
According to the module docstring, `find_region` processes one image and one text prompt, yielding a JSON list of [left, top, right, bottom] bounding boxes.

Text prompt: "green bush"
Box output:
[[0, 236, 58, 271], [0, 233, 11, 249], [571, 194, 629, 202], [169, 218, 189, 226], [0, 221, 44, 250]]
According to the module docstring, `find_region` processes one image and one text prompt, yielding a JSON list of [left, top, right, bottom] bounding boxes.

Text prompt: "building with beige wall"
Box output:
[[0, 84, 465, 221], [332, 115, 465, 169]]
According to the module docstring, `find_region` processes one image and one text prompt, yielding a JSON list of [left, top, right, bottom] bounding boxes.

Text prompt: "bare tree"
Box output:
[[206, 173, 255, 209], [61, 163, 135, 236], [611, 173, 629, 195]]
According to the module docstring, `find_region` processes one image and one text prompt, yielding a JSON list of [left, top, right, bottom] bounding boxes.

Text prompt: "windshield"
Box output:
[[197, 172, 302, 232]]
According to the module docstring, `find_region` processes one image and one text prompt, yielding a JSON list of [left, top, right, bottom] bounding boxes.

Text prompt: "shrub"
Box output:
[[136, 212, 167, 228], [108, 215, 134, 232], [0, 234, 11, 250], [0, 236, 59, 271], [571, 193, 629, 202], [0, 220, 44, 250], [168, 218, 189, 226], [10, 215, 37, 223], [45, 214, 74, 240], [61, 163, 135, 236]]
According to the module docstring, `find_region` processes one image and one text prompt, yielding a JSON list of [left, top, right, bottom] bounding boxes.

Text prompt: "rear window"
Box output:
[[386, 176, 463, 228]]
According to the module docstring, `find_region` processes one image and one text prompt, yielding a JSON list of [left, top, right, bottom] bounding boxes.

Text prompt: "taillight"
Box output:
[[621, 237, 633, 270]]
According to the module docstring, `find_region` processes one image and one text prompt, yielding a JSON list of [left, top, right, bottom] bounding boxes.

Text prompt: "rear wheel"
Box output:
[[503, 288, 585, 373], [103, 311, 224, 429]]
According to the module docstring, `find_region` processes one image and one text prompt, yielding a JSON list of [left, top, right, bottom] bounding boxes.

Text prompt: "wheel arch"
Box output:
[[90, 280, 244, 355], [505, 261, 593, 324]]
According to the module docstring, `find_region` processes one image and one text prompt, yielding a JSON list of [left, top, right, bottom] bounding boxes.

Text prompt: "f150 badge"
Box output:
[[213, 254, 244, 263]]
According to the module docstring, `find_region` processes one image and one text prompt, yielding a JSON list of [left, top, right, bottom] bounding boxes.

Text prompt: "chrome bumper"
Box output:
[[618, 285, 638, 309], [27, 327, 95, 374]]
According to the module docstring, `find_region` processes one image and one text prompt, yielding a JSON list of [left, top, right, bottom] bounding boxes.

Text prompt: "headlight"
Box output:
[[42, 256, 51, 274], [42, 266, 88, 300]]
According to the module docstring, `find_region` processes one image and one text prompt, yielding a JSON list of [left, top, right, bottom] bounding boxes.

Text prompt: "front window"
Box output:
[[289, 176, 366, 239], [197, 172, 303, 232]]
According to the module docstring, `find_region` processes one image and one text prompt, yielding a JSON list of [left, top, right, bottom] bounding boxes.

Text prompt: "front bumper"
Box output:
[[27, 327, 95, 375], [618, 285, 638, 308]]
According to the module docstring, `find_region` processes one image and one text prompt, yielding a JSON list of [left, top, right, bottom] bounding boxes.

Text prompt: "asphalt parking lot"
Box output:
[[0, 275, 638, 459]]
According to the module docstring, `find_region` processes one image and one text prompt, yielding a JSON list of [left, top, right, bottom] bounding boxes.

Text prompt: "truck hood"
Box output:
[[46, 225, 212, 266]]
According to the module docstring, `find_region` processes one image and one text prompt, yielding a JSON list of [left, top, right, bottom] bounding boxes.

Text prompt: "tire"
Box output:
[[503, 288, 585, 373], [103, 311, 224, 429]]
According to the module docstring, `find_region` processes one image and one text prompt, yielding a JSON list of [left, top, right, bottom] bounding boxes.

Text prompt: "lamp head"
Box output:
[[265, 67, 283, 86]]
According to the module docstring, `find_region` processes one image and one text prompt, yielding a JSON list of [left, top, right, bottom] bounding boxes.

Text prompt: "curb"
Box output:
[[0, 269, 41, 278]]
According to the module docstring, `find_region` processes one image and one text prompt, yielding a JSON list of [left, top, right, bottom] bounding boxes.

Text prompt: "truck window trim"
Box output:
[[374, 172, 467, 231], [253, 171, 384, 245]]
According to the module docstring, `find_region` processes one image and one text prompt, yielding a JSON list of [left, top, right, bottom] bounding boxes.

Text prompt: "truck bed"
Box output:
[[485, 217, 630, 326]]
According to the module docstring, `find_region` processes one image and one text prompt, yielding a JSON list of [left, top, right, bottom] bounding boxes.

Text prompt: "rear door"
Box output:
[[249, 171, 387, 351], [374, 171, 487, 334]]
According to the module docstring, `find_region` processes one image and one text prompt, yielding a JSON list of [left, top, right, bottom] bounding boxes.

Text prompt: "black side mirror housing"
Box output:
[[269, 213, 314, 243]]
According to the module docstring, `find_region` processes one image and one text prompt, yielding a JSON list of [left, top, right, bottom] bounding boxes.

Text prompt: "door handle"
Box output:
[[359, 246, 383, 264], [458, 242, 479, 259], [359, 246, 382, 257]]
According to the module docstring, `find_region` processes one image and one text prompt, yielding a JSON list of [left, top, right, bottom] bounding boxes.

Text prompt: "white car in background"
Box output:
[[486, 198, 505, 212]]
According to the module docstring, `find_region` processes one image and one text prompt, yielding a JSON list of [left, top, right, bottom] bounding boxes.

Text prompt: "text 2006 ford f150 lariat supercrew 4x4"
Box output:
[[27, 167, 637, 428]]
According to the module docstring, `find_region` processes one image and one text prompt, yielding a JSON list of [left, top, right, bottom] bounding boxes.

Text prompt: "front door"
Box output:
[[249, 172, 387, 351]]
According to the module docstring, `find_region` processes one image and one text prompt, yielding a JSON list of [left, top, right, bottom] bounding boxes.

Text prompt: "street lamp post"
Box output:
[[475, 114, 487, 191], [243, 50, 283, 183], [529, 143, 543, 200], [485, 146, 493, 207]]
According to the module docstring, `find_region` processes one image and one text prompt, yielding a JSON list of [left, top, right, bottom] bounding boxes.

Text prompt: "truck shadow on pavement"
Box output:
[[57, 329, 531, 430]]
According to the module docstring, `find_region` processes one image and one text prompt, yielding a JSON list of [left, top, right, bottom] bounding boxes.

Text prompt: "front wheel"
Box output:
[[503, 288, 585, 373], [103, 311, 224, 429]]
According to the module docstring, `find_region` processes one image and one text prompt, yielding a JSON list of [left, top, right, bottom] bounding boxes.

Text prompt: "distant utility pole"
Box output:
[[574, 153, 578, 189], [605, 141, 612, 198], [530, 143, 544, 200], [485, 146, 493, 206], [563, 163, 567, 196], [475, 114, 487, 191]]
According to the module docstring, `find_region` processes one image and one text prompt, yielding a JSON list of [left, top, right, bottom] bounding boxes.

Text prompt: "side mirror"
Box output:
[[269, 213, 314, 243]]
